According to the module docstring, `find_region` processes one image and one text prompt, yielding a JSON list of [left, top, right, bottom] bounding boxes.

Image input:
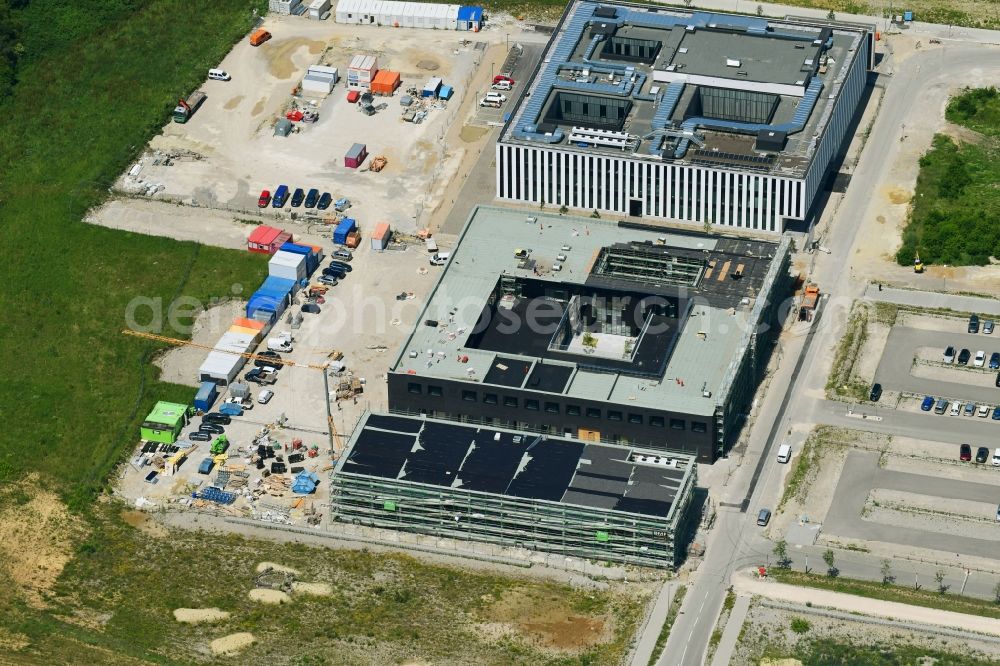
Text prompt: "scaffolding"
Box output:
[[592, 243, 705, 287]]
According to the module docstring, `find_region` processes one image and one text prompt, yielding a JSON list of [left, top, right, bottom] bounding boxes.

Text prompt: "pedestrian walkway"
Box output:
[[630, 582, 677, 666], [731, 568, 1000, 637], [864, 284, 1000, 316], [710, 595, 751, 666]]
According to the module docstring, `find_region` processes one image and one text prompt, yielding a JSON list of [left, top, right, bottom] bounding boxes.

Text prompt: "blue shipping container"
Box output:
[[260, 275, 297, 295], [333, 218, 357, 245], [246, 287, 289, 319], [194, 381, 218, 412]]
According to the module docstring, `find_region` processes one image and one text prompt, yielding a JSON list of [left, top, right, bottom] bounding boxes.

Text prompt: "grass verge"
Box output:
[[779, 426, 849, 510], [825, 302, 870, 402], [761, 636, 995, 665], [769, 569, 1000, 621], [648, 585, 687, 666]]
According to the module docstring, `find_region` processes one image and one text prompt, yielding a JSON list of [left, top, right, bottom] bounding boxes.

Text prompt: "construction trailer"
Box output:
[[140, 401, 191, 444], [247, 225, 292, 254], [347, 55, 378, 90], [331, 412, 699, 568], [335, 0, 474, 29]]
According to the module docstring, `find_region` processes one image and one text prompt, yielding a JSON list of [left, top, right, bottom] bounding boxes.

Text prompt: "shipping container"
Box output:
[[422, 77, 442, 97], [229, 325, 262, 342], [371, 69, 401, 95], [438, 84, 454, 100], [233, 317, 266, 332], [347, 54, 378, 90], [345, 143, 368, 169], [371, 222, 392, 250], [456, 5, 483, 30], [280, 242, 320, 275], [269, 250, 308, 282], [346, 231, 361, 249], [140, 401, 190, 444], [199, 351, 245, 386], [194, 381, 219, 412], [247, 225, 292, 254], [333, 218, 358, 245]]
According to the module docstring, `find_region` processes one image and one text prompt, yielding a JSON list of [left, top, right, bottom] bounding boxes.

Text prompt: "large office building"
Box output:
[[387, 206, 792, 462], [495, 1, 873, 232], [332, 412, 698, 568]]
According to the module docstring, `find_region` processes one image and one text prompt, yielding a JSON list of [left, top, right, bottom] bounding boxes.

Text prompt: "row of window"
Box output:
[[406, 383, 708, 432]]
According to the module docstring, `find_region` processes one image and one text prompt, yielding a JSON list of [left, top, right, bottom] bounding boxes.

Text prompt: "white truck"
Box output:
[[267, 332, 294, 353]]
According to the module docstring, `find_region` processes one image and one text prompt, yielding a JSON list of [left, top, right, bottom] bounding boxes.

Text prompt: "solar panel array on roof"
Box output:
[[457, 430, 528, 493], [403, 422, 475, 486], [506, 437, 586, 501], [342, 429, 416, 478], [365, 413, 424, 433]]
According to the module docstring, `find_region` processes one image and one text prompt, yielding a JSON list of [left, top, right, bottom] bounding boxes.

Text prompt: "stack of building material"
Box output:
[[292, 471, 320, 494], [347, 54, 378, 89], [270, 0, 302, 14]]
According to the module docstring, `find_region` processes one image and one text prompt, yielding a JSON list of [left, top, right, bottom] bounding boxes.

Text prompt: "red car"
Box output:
[[960, 443, 972, 461], [492, 74, 515, 85], [257, 190, 271, 208]]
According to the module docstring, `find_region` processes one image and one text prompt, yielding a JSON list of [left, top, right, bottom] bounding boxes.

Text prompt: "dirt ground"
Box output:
[[479, 587, 614, 652], [173, 608, 231, 624], [0, 479, 85, 608], [844, 34, 1000, 295], [210, 632, 255, 656]]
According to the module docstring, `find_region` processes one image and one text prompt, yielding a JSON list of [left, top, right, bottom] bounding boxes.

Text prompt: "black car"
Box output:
[[301, 303, 321, 314], [958, 348, 972, 365], [290, 187, 305, 207], [996, 372, 1000, 388], [255, 350, 282, 368], [323, 267, 346, 279], [977, 446, 990, 464], [317, 192, 333, 210], [199, 423, 225, 435], [869, 383, 882, 402], [202, 413, 231, 425], [969, 314, 980, 334], [189, 432, 212, 442], [329, 260, 352, 272], [304, 188, 319, 208]]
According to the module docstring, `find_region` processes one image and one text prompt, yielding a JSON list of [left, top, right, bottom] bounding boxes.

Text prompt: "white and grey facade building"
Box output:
[[495, 1, 874, 233]]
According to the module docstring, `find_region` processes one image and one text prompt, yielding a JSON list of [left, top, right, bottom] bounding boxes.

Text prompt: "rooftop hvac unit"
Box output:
[[726, 58, 741, 67], [552, 263, 563, 272], [561, 245, 572, 251], [557, 254, 567, 262]]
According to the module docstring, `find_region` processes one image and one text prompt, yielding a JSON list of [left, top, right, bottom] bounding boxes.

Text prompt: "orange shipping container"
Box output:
[[233, 317, 265, 331], [371, 70, 401, 96]]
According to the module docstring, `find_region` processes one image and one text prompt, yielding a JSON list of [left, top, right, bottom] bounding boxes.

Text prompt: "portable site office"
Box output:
[[140, 401, 190, 444]]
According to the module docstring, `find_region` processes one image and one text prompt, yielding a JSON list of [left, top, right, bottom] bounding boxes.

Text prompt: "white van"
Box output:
[[777, 444, 792, 464], [950, 401, 962, 416], [483, 92, 507, 103], [993, 448, 1000, 467], [491, 80, 513, 91], [429, 252, 450, 266], [208, 68, 231, 81]]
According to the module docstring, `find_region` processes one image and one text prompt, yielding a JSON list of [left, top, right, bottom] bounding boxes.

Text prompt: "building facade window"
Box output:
[[427, 385, 443, 397], [586, 407, 602, 419], [462, 390, 477, 402], [566, 405, 581, 416], [607, 410, 623, 422], [407, 382, 422, 394], [628, 413, 643, 424], [691, 421, 707, 433], [544, 402, 560, 414], [525, 399, 540, 411], [483, 393, 498, 405], [670, 418, 685, 430], [650, 416, 665, 427], [503, 396, 518, 407]]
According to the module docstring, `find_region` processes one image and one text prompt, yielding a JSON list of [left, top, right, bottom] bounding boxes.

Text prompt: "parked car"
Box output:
[[950, 401, 962, 416], [257, 189, 271, 207], [991, 352, 1000, 370], [920, 396, 935, 411], [199, 423, 225, 434], [317, 192, 333, 210], [290, 188, 305, 207], [960, 443, 972, 461], [245, 367, 277, 385], [980, 404, 991, 417], [977, 446, 990, 463], [492, 74, 515, 85], [491, 80, 513, 91], [986, 320, 996, 335], [944, 346, 956, 363], [934, 398, 948, 414], [258, 389, 274, 404], [301, 303, 321, 314], [255, 350, 282, 368], [189, 432, 212, 442], [756, 508, 771, 526], [996, 372, 1000, 388], [304, 188, 320, 208], [272, 184, 289, 208], [208, 68, 231, 81], [975, 350, 986, 367], [958, 348, 971, 364], [318, 275, 339, 286], [323, 268, 346, 280], [993, 406, 1000, 420], [144, 470, 159, 484], [970, 314, 980, 334], [202, 413, 231, 425], [992, 448, 1000, 466], [198, 457, 215, 475], [964, 402, 976, 416], [329, 260, 352, 272], [869, 383, 882, 402], [332, 249, 353, 261]]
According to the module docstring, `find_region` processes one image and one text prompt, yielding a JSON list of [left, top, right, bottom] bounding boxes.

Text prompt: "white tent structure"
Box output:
[[335, 0, 461, 29]]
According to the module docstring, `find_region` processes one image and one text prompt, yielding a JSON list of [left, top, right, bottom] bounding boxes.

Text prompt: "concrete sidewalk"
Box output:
[[710, 595, 751, 666], [864, 285, 1000, 317], [732, 568, 1000, 637], [630, 582, 677, 666]]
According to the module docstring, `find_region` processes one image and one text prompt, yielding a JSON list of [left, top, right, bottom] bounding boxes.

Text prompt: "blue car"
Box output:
[[920, 396, 935, 411], [272, 184, 289, 208], [990, 352, 1000, 370], [993, 406, 1000, 420]]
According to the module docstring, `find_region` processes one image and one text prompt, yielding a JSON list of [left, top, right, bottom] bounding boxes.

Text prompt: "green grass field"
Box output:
[[0, 0, 269, 508], [759, 636, 997, 665]]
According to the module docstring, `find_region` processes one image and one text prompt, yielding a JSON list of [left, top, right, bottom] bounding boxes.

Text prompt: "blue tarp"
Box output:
[[260, 275, 296, 295], [194, 381, 218, 412], [457, 6, 483, 29], [333, 218, 357, 245], [219, 402, 243, 416], [292, 471, 320, 494]]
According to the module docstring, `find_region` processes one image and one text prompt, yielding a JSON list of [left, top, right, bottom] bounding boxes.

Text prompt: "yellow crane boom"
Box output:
[[122, 328, 342, 453]]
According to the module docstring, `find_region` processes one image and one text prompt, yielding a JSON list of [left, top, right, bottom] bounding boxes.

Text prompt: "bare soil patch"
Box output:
[[173, 608, 231, 624], [120, 510, 168, 538], [266, 38, 324, 79], [483, 587, 611, 652], [223, 95, 244, 111], [248, 588, 291, 604], [210, 632, 255, 656], [0, 480, 84, 608]]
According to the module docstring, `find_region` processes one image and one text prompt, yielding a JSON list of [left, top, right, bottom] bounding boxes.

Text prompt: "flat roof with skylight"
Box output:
[[502, 0, 872, 177]]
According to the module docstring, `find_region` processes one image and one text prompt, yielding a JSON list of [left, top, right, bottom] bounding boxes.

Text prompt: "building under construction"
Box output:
[[331, 412, 698, 568]]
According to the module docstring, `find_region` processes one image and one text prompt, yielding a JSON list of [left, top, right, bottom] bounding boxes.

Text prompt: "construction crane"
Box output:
[[122, 328, 342, 454]]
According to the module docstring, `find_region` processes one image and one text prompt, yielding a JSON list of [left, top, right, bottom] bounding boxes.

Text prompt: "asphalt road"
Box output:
[[823, 450, 1000, 560], [875, 327, 1000, 403], [648, 40, 1000, 666], [812, 399, 1000, 445], [865, 285, 1000, 317]]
